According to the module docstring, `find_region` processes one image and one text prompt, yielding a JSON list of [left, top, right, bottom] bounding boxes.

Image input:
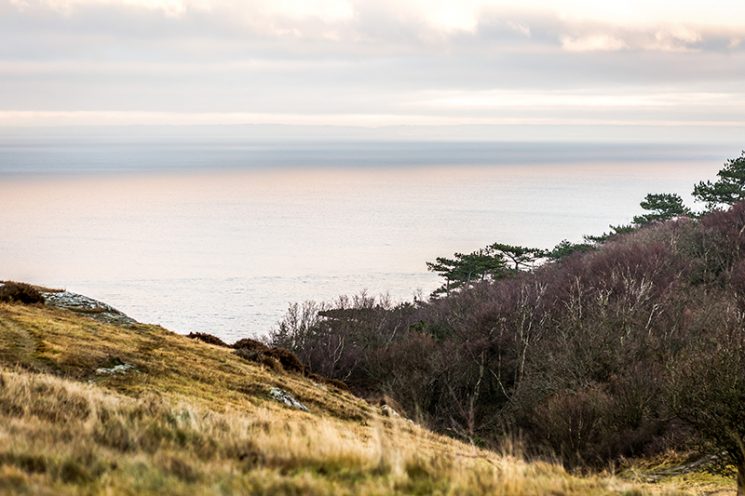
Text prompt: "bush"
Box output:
[[234, 347, 264, 364], [234, 344, 306, 375], [0, 282, 44, 305], [232, 338, 269, 353], [186, 332, 228, 347], [264, 348, 305, 375], [668, 307, 745, 494], [257, 354, 284, 373]]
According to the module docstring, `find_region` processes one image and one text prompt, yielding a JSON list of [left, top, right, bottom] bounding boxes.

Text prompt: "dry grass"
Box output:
[[617, 452, 735, 496], [0, 301, 726, 495], [0, 367, 635, 495]]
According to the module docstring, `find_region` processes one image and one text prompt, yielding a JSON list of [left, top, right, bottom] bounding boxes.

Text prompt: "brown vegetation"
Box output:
[[232, 337, 269, 352], [0, 281, 44, 305], [231, 335, 348, 390], [186, 332, 229, 347], [269, 202, 745, 489]]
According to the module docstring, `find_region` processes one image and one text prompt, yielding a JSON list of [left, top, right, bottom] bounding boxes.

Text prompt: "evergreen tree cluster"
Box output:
[[427, 151, 745, 297]]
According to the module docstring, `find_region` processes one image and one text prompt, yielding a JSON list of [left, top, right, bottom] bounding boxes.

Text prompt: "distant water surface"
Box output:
[[0, 140, 730, 341]]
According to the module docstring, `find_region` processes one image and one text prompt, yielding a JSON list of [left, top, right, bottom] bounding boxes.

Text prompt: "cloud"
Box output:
[[560, 34, 628, 52], [1, 0, 745, 142], [5, 0, 745, 47]]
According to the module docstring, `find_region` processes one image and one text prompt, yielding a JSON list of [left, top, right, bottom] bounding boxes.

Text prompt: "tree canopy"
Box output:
[[488, 243, 547, 271], [632, 193, 692, 225], [693, 151, 745, 209], [584, 192, 692, 245], [547, 239, 594, 261], [426, 249, 508, 297], [426, 243, 546, 297], [583, 224, 636, 244]]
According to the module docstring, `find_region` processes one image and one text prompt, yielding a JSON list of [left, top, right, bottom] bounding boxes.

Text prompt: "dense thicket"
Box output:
[[270, 202, 745, 477]]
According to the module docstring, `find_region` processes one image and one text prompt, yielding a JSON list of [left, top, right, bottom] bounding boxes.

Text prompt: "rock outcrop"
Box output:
[[43, 290, 137, 326]]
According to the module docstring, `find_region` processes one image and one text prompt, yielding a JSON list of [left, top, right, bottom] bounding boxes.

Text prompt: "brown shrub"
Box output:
[[234, 346, 306, 375], [186, 332, 229, 348], [233, 342, 311, 377], [306, 372, 349, 391], [529, 386, 612, 464], [232, 338, 269, 353], [234, 347, 263, 363], [257, 354, 284, 373], [728, 259, 745, 310], [0, 282, 44, 305], [264, 348, 305, 375]]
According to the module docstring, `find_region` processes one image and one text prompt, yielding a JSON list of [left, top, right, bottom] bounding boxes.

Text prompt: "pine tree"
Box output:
[[632, 193, 692, 225], [693, 151, 745, 209]]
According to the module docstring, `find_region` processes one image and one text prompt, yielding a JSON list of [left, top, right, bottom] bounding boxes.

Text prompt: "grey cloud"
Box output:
[[1, 0, 745, 144]]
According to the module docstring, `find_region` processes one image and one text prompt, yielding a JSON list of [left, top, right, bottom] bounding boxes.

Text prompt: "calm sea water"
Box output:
[[0, 139, 732, 341]]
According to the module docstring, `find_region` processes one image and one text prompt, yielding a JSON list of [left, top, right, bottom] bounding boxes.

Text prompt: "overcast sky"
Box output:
[[2, 0, 745, 141]]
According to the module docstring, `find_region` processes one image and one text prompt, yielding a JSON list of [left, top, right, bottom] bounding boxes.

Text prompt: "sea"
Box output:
[[0, 136, 734, 342]]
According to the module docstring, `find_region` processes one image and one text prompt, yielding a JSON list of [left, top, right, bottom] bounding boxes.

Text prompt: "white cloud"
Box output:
[[2, 0, 745, 141], [505, 21, 531, 37], [5, 0, 742, 56], [560, 34, 628, 52], [11, 0, 207, 15], [9, 0, 745, 34], [648, 26, 703, 52], [262, 0, 354, 22]]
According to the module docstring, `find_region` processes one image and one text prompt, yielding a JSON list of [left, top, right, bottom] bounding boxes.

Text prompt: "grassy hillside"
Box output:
[[0, 298, 722, 495]]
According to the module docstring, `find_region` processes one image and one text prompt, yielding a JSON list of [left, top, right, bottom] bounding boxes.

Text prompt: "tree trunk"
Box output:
[[738, 463, 745, 496]]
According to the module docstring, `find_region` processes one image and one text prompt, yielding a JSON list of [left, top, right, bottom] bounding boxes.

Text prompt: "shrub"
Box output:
[[257, 354, 283, 373], [233, 344, 306, 376], [0, 282, 44, 305], [186, 332, 228, 347], [667, 307, 745, 495], [234, 347, 264, 364], [306, 372, 349, 391], [264, 348, 305, 375], [529, 385, 613, 465], [232, 338, 269, 353]]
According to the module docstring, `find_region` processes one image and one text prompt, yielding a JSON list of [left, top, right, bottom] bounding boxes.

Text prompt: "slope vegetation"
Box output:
[[0, 300, 668, 495]]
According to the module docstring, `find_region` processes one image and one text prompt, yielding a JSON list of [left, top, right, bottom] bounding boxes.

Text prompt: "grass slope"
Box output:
[[0, 301, 726, 495]]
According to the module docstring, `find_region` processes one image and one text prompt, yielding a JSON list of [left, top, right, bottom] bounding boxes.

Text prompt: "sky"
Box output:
[[2, 0, 745, 142]]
